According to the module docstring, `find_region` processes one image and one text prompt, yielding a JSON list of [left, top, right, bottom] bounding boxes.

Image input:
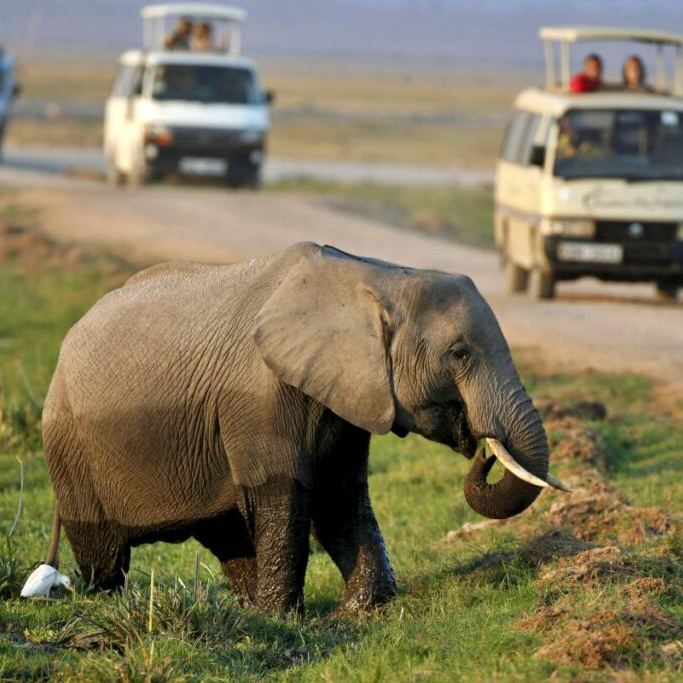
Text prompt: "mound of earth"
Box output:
[[536, 399, 607, 422], [447, 397, 681, 673], [520, 602, 682, 669], [546, 417, 608, 471]]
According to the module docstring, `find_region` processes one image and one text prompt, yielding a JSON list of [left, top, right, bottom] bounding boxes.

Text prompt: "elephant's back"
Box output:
[[56, 256, 276, 414]]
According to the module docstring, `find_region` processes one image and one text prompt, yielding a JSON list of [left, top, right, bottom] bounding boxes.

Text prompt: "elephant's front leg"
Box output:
[[313, 479, 397, 612], [242, 480, 312, 615]]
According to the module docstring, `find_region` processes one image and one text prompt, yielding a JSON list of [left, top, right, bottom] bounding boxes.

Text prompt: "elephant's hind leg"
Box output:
[[46, 426, 130, 592], [63, 520, 131, 591]]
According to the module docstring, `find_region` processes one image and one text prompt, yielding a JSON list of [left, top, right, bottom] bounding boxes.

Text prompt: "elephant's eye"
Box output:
[[448, 345, 471, 362]]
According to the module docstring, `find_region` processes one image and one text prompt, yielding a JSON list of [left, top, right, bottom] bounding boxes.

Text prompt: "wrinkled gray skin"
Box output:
[[43, 242, 549, 614]]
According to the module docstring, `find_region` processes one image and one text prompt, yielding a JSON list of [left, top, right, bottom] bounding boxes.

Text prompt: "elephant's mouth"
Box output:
[[392, 398, 477, 457], [451, 404, 478, 458]]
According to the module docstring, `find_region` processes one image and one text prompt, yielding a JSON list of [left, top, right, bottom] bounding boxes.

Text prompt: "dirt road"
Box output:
[[3, 145, 493, 188], [2, 164, 682, 387]]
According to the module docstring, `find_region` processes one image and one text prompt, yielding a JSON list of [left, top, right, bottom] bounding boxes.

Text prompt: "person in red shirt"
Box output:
[[570, 54, 603, 93]]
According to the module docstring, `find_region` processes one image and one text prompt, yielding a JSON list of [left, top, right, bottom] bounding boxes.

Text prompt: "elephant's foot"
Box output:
[[254, 581, 305, 617], [221, 556, 257, 607], [64, 520, 131, 592], [339, 540, 397, 613]]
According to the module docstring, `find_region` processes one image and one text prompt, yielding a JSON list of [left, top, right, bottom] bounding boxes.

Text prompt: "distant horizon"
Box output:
[[2, 1, 682, 68]]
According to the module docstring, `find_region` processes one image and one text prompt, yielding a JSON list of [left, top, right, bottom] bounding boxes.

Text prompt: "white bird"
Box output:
[[20, 564, 71, 598]]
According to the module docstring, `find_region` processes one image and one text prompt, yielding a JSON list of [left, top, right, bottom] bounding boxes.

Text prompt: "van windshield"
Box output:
[[554, 109, 683, 181], [151, 65, 260, 105]]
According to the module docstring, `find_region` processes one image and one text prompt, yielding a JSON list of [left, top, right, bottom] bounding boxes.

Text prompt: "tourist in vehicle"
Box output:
[[622, 55, 654, 92], [164, 17, 193, 50], [191, 22, 214, 52], [570, 53, 603, 93]]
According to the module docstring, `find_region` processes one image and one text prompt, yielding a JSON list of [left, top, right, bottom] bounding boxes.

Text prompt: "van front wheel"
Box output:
[[227, 163, 261, 190], [656, 282, 679, 301], [528, 268, 555, 300], [106, 156, 126, 188], [505, 261, 529, 294]]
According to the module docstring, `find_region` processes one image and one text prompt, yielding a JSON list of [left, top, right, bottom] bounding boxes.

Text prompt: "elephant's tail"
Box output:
[[20, 507, 70, 598], [45, 507, 62, 567]]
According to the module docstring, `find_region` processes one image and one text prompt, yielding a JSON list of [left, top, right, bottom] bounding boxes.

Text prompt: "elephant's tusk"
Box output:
[[545, 472, 573, 493], [484, 438, 572, 493]]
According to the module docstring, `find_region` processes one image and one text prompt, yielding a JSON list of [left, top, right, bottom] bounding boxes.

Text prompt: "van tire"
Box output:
[[505, 261, 529, 294], [227, 164, 261, 190], [656, 282, 679, 301], [128, 160, 149, 188], [106, 156, 126, 188], [528, 268, 555, 300]]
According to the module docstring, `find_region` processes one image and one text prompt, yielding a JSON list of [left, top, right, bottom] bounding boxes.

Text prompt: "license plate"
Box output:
[[179, 157, 227, 176], [557, 242, 623, 264]]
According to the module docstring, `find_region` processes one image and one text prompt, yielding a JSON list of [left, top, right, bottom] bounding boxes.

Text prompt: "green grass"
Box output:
[[0, 239, 680, 681], [268, 179, 495, 250]]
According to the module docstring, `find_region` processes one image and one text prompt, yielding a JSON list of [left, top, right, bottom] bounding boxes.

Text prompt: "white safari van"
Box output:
[[0, 45, 20, 155], [495, 27, 683, 300], [104, 4, 272, 188]]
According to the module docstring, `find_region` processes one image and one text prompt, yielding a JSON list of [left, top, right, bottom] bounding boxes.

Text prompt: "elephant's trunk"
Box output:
[[462, 388, 550, 519]]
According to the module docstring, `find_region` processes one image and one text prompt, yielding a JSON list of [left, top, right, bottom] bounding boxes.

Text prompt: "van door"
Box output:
[[105, 61, 145, 174], [495, 111, 547, 269]]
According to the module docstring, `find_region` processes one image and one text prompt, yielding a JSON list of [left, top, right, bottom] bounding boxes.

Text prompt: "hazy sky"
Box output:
[[3, 1, 683, 64]]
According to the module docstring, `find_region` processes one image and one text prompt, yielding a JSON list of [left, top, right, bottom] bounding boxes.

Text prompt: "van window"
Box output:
[[517, 114, 542, 166], [150, 65, 260, 105], [501, 111, 543, 165], [500, 111, 529, 163], [555, 109, 683, 181], [112, 64, 143, 98]]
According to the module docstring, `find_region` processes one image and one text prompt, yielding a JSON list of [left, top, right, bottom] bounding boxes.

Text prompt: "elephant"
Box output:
[[32, 242, 566, 614]]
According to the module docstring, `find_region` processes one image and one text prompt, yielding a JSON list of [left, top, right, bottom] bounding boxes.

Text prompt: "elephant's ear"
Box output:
[[253, 246, 395, 434]]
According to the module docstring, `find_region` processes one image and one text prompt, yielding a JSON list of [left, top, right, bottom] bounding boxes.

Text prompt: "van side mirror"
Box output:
[[264, 90, 275, 106], [12, 83, 21, 98], [529, 145, 546, 168]]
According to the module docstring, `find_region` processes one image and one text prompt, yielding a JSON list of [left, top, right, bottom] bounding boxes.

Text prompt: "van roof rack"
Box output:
[[141, 3, 246, 22], [539, 25, 683, 95], [141, 3, 246, 55]]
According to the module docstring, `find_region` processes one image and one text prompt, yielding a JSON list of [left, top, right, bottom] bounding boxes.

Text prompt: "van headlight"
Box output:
[[240, 129, 264, 144], [144, 125, 174, 146], [540, 219, 595, 237]]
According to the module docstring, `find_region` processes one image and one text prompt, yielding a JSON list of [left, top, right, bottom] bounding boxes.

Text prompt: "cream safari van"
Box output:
[[104, 4, 272, 188], [495, 27, 683, 299]]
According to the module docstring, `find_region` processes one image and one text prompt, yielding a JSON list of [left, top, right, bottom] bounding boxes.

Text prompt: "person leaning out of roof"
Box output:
[[191, 22, 214, 52], [165, 16, 193, 50], [570, 53, 604, 93], [622, 55, 654, 92]]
